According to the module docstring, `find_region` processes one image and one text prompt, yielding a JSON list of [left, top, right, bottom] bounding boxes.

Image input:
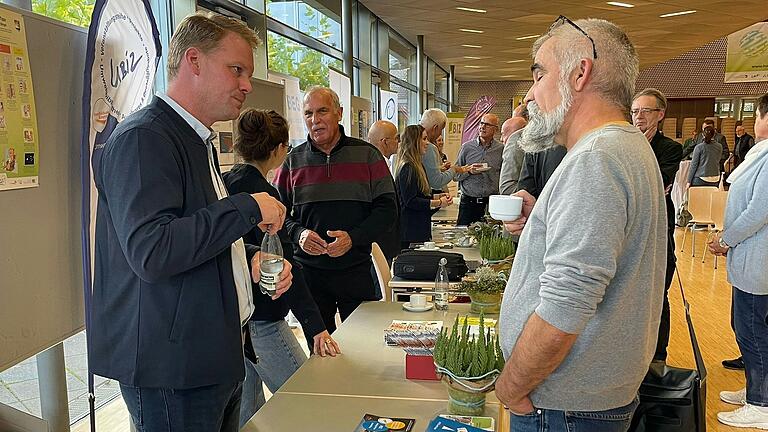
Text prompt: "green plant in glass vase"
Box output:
[[433, 314, 505, 416]]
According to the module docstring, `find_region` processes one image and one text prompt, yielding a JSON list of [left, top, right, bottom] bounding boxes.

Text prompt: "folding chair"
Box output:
[[680, 186, 717, 256]]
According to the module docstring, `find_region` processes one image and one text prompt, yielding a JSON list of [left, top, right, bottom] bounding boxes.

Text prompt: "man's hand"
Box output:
[[503, 190, 536, 235], [299, 229, 328, 255], [326, 230, 352, 257], [250, 253, 292, 300], [441, 161, 452, 171], [251, 193, 285, 234], [496, 359, 534, 415], [312, 330, 341, 357], [453, 164, 472, 175]]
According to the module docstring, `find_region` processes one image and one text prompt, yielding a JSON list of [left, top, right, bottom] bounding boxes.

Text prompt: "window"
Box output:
[[388, 33, 415, 85], [267, 0, 341, 49], [741, 99, 756, 118], [715, 98, 733, 117], [434, 66, 448, 101], [32, 0, 95, 27], [267, 31, 342, 90]]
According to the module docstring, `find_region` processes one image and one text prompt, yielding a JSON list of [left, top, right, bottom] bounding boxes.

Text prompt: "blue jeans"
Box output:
[[119, 381, 241, 432], [509, 397, 638, 432], [733, 287, 768, 406], [239, 319, 307, 427]]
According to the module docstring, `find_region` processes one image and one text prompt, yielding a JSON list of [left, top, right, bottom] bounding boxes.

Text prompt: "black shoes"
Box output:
[[722, 357, 745, 370]]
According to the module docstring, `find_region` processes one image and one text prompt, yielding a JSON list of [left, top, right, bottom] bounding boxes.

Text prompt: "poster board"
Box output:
[[267, 71, 305, 146], [0, 6, 87, 371], [725, 22, 768, 83], [329, 67, 351, 133], [351, 95, 372, 140], [380, 89, 397, 124]]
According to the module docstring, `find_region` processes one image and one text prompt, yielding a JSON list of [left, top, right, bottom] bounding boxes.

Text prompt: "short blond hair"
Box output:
[[167, 12, 261, 80]]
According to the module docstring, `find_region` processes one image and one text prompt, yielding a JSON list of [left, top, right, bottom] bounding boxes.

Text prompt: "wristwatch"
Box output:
[[718, 237, 729, 249]]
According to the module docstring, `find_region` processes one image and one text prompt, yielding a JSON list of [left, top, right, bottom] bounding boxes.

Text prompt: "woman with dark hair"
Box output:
[[223, 109, 340, 427], [395, 124, 453, 249], [712, 93, 768, 429]]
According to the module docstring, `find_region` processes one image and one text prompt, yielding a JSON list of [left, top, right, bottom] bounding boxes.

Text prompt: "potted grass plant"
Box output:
[[459, 266, 508, 314], [469, 221, 516, 262], [433, 314, 505, 416]]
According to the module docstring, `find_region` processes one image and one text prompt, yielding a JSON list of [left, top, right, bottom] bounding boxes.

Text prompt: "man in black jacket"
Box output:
[[632, 88, 684, 363], [91, 13, 292, 432], [734, 124, 756, 169]]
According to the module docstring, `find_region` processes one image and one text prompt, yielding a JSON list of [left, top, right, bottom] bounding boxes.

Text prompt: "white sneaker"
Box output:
[[718, 403, 768, 429], [721, 388, 747, 406]]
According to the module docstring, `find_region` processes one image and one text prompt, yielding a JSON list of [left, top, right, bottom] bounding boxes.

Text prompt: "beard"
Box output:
[[519, 80, 573, 153]]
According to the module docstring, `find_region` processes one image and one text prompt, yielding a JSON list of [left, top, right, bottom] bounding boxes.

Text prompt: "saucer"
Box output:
[[417, 246, 439, 251], [473, 166, 492, 173], [403, 302, 434, 312]]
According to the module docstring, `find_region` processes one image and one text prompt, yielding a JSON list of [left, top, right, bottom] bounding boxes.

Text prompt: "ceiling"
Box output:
[[359, 0, 768, 81]]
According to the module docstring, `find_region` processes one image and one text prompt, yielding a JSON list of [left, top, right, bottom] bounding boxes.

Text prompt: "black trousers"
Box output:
[[654, 232, 677, 361], [457, 196, 488, 226], [302, 261, 377, 336]]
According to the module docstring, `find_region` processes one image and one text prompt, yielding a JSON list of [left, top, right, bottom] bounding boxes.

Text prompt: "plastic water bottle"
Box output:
[[259, 232, 284, 296], [434, 257, 449, 310]]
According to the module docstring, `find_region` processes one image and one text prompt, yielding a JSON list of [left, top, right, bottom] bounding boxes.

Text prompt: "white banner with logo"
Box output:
[[445, 112, 465, 163], [380, 90, 398, 125], [725, 22, 768, 83], [80, 0, 160, 409]]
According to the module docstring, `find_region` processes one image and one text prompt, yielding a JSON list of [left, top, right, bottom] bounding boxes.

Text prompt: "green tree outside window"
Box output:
[[32, 0, 95, 28]]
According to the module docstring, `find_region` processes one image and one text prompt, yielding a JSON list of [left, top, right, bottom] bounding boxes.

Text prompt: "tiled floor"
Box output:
[[0, 331, 120, 424]]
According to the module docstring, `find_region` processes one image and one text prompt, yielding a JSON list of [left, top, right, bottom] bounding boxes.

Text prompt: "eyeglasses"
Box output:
[[549, 15, 598, 60], [479, 121, 498, 129], [630, 108, 663, 116]]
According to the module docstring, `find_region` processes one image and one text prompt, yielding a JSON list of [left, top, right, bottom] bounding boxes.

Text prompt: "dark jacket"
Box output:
[[734, 133, 756, 167], [649, 131, 683, 231], [90, 97, 263, 388], [516, 145, 567, 198], [273, 126, 398, 270], [223, 164, 325, 338], [396, 163, 437, 243]]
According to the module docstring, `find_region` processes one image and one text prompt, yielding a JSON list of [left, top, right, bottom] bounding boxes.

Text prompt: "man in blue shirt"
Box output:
[[455, 113, 504, 225]]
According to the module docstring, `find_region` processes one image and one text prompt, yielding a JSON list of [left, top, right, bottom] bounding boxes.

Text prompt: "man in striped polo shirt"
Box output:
[[273, 87, 397, 335]]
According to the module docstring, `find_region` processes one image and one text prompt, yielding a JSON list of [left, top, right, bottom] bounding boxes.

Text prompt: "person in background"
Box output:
[[455, 113, 504, 225], [223, 109, 340, 427], [419, 108, 470, 191], [687, 124, 722, 187], [496, 17, 665, 431], [499, 115, 528, 195], [710, 93, 768, 430], [631, 87, 683, 363], [90, 13, 291, 431], [273, 86, 397, 334], [395, 125, 453, 249], [681, 129, 698, 160], [435, 134, 449, 166], [733, 124, 755, 169]]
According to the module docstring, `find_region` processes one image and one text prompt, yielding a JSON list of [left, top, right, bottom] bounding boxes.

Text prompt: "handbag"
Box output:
[[392, 249, 468, 281], [629, 267, 707, 432]]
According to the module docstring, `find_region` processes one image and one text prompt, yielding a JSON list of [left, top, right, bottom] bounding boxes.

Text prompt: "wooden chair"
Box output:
[[680, 186, 717, 256], [662, 117, 677, 137], [682, 117, 697, 142], [371, 242, 392, 301], [702, 190, 728, 268], [742, 117, 756, 140]]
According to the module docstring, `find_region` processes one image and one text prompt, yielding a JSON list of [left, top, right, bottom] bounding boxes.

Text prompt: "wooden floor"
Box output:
[[72, 228, 757, 431]]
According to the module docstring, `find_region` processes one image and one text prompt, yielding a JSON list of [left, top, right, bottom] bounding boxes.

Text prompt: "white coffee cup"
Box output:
[[488, 195, 523, 221], [410, 294, 427, 307], [423, 241, 437, 250]]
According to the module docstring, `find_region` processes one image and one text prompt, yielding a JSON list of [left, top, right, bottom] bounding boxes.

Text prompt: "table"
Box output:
[[242, 392, 501, 432], [244, 302, 503, 430]]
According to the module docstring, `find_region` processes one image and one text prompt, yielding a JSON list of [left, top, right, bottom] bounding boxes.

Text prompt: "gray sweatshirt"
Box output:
[[499, 124, 666, 411]]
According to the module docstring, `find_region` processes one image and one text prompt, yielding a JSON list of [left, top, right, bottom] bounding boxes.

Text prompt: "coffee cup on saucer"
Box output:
[[422, 241, 437, 250], [410, 294, 427, 308]]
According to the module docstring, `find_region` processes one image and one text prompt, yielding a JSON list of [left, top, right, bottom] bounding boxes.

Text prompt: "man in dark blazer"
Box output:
[[734, 124, 755, 168], [632, 88, 684, 363], [90, 13, 292, 432]]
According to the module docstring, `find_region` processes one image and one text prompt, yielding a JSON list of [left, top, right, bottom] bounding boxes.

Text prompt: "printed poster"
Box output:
[[445, 112, 465, 164], [725, 22, 768, 83], [0, 10, 39, 191]]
